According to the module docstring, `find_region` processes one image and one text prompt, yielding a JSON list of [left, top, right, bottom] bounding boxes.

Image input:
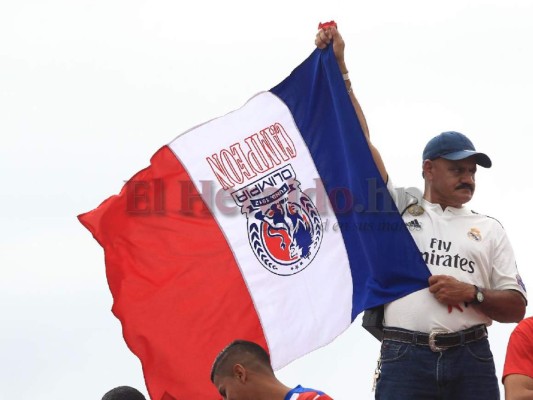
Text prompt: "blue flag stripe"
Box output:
[[270, 46, 430, 320]]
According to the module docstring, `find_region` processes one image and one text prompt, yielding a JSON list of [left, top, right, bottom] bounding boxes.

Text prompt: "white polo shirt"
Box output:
[[384, 182, 527, 333]]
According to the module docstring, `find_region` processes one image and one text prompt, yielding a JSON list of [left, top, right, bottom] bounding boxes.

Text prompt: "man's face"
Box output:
[[425, 156, 477, 207], [213, 374, 247, 400]]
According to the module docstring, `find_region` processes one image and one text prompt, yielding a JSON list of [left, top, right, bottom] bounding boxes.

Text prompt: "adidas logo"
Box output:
[[405, 219, 422, 231]]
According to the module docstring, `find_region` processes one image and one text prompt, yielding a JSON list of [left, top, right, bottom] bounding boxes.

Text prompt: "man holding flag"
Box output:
[[316, 24, 526, 399]]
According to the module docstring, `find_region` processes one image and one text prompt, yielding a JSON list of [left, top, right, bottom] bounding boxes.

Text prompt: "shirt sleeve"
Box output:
[[503, 318, 533, 381], [294, 393, 333, 400], [489, 221, 527, 301], [386, 179, 422, 215]]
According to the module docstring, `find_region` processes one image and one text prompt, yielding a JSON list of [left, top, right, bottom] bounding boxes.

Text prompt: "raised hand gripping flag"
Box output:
[[79, 45, 430, 400]]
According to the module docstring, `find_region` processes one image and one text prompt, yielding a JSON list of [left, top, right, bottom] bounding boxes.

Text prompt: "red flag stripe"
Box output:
[[79, 146, 267, 400]]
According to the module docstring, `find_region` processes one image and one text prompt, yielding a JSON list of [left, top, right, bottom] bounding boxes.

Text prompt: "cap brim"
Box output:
[[441, 150, 492, 168]]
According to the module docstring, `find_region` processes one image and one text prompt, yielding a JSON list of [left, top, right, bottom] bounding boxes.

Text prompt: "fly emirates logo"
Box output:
[[422, 238, 476, 274]]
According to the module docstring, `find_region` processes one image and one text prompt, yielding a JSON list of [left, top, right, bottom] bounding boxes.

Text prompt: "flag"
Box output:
[[79, 45, 430, 400]]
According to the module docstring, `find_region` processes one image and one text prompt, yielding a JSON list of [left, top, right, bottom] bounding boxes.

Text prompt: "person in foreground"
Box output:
[[101, 385, 147, 400], [315, 24, 527, 399], [503, 316, 533, 399], [211, 339, 333, 400]]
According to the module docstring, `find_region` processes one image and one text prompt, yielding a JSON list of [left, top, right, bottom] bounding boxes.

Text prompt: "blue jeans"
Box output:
[[375, 336, 500, 399]]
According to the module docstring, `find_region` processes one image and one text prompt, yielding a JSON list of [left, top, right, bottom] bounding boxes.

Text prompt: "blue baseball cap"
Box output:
[[422, 131, 492, 168]]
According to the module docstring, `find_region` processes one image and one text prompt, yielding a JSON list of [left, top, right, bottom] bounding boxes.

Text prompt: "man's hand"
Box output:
[[428, 275, 475, 305], [315, 26, 345, 66], [313, 23, 389, 183], [428, 275, 526, 322]]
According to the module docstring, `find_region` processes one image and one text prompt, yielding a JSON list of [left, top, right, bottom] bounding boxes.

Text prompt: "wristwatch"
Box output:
[[471, 285, 485, 304]]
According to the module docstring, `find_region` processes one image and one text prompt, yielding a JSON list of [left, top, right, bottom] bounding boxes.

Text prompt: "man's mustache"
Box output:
[[455, 183, 474, 192]]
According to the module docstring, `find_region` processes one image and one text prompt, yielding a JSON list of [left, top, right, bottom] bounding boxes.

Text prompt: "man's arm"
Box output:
[[315, 27, 388, 183], [428, 275, 526, 322], [504, 374, 533, 400]]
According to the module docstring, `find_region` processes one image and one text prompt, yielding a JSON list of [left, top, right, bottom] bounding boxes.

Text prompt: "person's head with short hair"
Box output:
[[210, 339, 290, 400], [101, 386, 146, 400], [421, 131, 492, 208]]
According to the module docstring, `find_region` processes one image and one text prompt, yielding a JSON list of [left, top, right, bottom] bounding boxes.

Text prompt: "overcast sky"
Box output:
[[1, 1, 532, 399]]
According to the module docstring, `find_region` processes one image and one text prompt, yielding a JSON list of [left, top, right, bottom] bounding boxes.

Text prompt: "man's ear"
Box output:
[[422, 159, 433, 180], [233, 364, 247, 383]]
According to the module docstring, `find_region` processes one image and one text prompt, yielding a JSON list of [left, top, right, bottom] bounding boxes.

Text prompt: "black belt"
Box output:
[[382, 324, 487, 352]]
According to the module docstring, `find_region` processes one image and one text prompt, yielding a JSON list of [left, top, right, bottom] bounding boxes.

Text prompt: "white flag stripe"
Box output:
[[169, 92, 353, 368]]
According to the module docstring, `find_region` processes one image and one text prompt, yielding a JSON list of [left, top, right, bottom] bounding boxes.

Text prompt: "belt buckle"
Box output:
[[428, 329, 448, 352]]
